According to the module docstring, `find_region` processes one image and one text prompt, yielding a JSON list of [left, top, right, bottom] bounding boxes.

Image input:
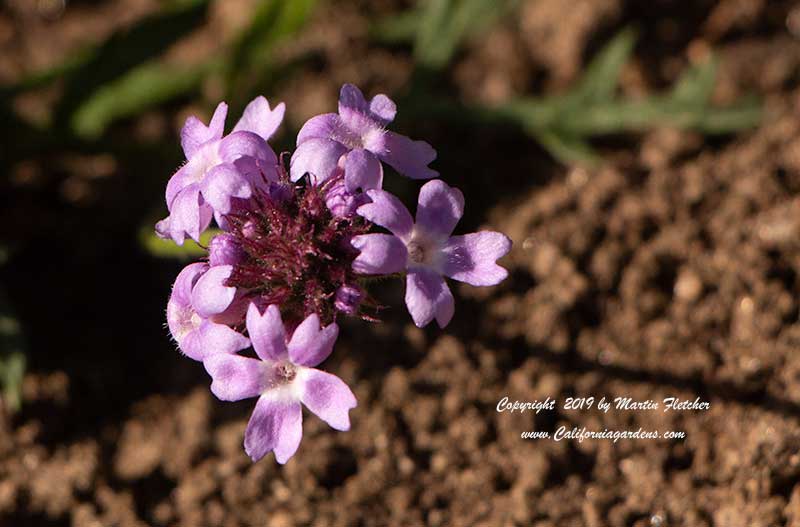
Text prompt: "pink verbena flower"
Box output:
[[156, 98, 285, 244], [203, 304, 356, 463], [351, 180, 512, 328], [290, 84, 438, 192]]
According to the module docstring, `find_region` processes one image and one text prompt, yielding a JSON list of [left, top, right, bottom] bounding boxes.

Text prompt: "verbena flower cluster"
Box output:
[[158, 85, 512, 463]]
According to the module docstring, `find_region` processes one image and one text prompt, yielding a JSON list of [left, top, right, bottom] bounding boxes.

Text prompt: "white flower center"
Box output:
[[188, 142, 222, 184], [270, 361, 297, 386], [406, 229, 443, 270]]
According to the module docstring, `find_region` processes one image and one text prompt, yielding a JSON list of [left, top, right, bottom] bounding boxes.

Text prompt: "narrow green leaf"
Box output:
[[574, 27, 636, 103], [55, 0, 211, 127], [669, 57, 718, 105], [0, 286, 26, 413], [226, 0, 317, 97], [370, 10, 423, 44], [414, 0, 514, 69], [531, 128, 598, 165], [71, 60, 207, 139], [139, 227, 220, 259]]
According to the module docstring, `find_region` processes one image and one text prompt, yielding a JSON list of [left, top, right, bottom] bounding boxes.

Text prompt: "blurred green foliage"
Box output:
[[374, 0, 519, 69], [0, 248, 25, 414], [488, 29, 762, 163], [375, 3, 761, 164], [2, 0, 317, 142]]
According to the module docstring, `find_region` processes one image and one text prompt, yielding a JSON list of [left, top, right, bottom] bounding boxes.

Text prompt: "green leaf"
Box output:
[[225, 0, 317, 100], [574, 27, 636, 103], [531, 128, 598, 165], [139, 227, 220, 259], [370, 10, 423, 44], [414, 0, 514, 69], [71, 60, 207, 139], [54, 0, 211, 128], [0, 286, 26, 413], [669, 57, 718, 105]]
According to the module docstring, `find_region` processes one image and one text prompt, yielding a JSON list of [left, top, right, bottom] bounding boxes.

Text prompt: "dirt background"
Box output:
[[2, 0, 800, 526]]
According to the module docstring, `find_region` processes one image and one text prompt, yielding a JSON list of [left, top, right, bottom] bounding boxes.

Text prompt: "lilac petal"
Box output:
[[244, 394, 303, 464], [165, 163, 195, 209], [338, 84, 396, 127], [376, 131, 438, 180], [405, 268, 455, 328], [168, 184, 214, 244], [200, 163, 252, 215], [181, 102, 228, 158], [344, 149, 383, 192], [358, 189, 413, 239], [415, 179, 465, 239], [442, 232, 512, 286], [208, 233, 245, 267], [167, 263, 209, 343], [246, 304, 288, 361], [289, 137, 349, 184], [296, 113, 339, 145], [182, 319, 250, 361], [170, 262, 208, 308], [233, 97, 285, 141], [204, 353, 266, 401], [338, 84, 370, 120], [369, 94, 397, 125], [298, 369, 357, 431], [288, 315, 339, 367], [218, 130, 276, 166], [351, 234, 408, 275], [192, 264, 236, 318]]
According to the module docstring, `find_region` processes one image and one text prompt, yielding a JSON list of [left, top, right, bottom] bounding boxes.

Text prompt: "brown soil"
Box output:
[[2, 1, 800, 526]]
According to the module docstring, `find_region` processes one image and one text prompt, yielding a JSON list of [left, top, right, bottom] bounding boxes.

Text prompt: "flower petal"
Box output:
[[351, 234, 408, 275], [296, 113, 339, 145], [181, 319, 250, 361], [218, 130, 276, 166], [289, 137, 349, 185], [246, 304, 288, 361], [288, 315, 339, 367], [167, 263, 209, 343], [200, 163, 252, 215], [344, 149, 383, 192], [181, 102, 228, 158], [442, 231, 512, 286], [376, 131, 438, 180], [358, 189, 413, 239], [233, 97, 285, 141], [166, 184, 214, 244], [298, 369, 356, 431], [204, 353, 266, 401], [405, 268, 455, 328], [338, 83, 396, 127], [369, 94, 397, 125], [415, 179, 464, 239], [192, 264, 236, 318], [165, 163, 195, 209], [170, 262, 208, 308], [208, 233, 245, 267], [244, 394, 303, 464]]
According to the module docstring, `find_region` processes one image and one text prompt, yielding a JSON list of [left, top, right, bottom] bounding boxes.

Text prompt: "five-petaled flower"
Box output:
[[290, 84, 438, 192], [203, 304, 357, 463], [351, 179, 512, 328]]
